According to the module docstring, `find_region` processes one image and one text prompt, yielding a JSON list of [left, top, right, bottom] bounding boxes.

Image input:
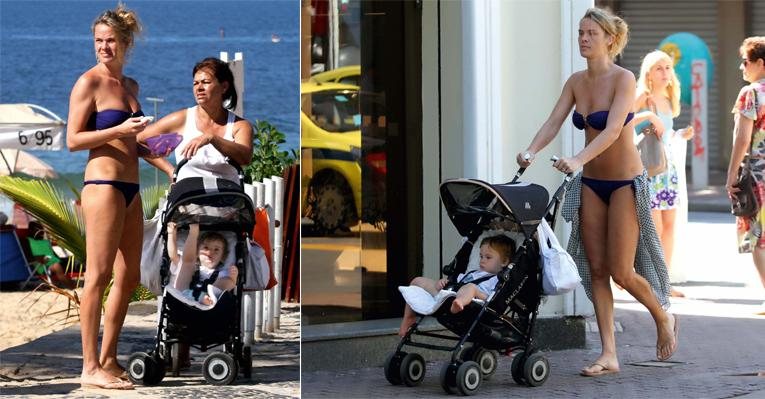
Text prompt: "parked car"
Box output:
[[310, 65, 361, 87], [301, 81, 361, 233]]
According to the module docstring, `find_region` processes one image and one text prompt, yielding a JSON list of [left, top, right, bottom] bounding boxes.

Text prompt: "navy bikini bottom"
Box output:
[[83, 180, 140, 205], [581, 176, 634, 205]]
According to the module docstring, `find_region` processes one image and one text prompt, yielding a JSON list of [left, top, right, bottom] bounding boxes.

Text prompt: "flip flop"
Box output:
[[81, 379, 134, 390], [658, 313, 679, 361], [580, 362, 619, 377]]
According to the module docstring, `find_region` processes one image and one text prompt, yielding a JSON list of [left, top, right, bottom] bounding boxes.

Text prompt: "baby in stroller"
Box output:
[[167, 222, 238, 305], [398, 235, 516, 336]]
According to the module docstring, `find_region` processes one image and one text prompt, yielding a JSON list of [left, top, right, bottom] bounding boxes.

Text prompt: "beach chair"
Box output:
[[0, 225, 37, 287]]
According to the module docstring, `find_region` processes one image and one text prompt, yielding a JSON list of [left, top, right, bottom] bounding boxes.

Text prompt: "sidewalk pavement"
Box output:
[[302, 211, 765, 398], [0, 302, 299, 398]]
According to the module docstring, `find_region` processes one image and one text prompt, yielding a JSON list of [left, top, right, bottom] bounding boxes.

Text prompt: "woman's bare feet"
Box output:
[[580, 354, 620, 377], [398, 313, 417, 337], [81, 368, 133, 390], [101, 358, 127, 379], [656, 312, 678, 361]]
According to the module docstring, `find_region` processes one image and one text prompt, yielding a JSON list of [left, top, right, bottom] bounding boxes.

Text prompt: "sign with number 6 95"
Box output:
[[0, 126, 64, 150]]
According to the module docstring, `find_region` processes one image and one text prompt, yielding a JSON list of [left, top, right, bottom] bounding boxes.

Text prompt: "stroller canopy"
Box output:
[[440, 178, 549, 237], [164, 176, 255, 232]]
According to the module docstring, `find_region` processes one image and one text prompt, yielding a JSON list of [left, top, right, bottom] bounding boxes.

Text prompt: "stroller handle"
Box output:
[[172, 157, 245, 186], [510, 155, 574, 183]]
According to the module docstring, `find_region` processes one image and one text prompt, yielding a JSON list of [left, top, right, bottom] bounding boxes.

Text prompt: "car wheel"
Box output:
[[309, 176, 354, 233]]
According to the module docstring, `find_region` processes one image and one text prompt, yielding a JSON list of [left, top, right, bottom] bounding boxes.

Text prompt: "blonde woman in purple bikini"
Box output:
[[66, 4, 160, 390], [516, 7, 678, 377]]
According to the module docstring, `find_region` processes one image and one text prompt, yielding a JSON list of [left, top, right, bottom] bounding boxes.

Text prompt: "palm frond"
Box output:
[[0, 176, 85, 262]]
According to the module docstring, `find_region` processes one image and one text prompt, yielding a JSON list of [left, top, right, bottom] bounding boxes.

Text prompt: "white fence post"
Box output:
[[272, 176, 284, 330], [254, 182, 266, 339], [263, 177, 277, 333]]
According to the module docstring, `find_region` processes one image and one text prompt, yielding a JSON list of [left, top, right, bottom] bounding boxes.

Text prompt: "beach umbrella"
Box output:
[[0, 149, 58, 179], [0, 104, 64, 151]]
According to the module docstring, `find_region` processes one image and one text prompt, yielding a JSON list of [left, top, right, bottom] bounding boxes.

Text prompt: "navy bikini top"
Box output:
[[572, 110, 634, 131], [88, 109, 144, 130]]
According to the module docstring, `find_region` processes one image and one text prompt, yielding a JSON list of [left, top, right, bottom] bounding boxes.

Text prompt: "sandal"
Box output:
[[81, 379, 134, 390], [580, 362, 619, 377]]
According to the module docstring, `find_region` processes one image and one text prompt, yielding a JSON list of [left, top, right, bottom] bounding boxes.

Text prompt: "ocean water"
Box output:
[[0, 0, 299, 182]]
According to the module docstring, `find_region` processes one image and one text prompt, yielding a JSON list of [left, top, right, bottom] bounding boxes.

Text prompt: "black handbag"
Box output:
[[731, 157, 758, 218], [731, 89, 761, 218]]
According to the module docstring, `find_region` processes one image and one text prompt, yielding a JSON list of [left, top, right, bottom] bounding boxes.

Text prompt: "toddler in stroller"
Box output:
[[385, 165, 573, 396], [398, 235, 516, 336], [168, 222, 238, 306]]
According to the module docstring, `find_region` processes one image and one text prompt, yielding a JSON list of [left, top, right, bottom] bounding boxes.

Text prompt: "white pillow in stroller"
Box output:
[[466, 230, 525, 272]]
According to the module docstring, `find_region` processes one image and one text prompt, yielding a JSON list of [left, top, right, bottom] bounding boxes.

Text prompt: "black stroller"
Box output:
[[127, 159, 256, 386], [384, 163, 573, 395]]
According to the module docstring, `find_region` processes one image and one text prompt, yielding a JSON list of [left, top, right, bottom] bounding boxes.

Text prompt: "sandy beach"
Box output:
[[0, 287, 80, 352]]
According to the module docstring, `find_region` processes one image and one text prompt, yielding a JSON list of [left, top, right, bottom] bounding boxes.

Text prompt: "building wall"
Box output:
[[423, 0, 594, 317]]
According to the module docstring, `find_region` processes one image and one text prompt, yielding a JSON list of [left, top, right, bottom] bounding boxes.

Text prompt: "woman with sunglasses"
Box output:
[[726, 36, 765, 313]]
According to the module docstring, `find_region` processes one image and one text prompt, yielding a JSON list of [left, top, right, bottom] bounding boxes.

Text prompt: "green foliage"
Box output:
[[244, 119, 298, 183], [0, 177, 165, 314], [0, 176, 85, 261]]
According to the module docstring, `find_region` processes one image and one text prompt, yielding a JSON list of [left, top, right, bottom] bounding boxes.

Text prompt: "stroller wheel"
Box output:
[[510, 352, 526, 385], [203, 352, 239, 385], [383, 351, 405, 385], [127, 352, 165, 386], [399, 353, 426, 387], [240, 345, 252, 379], [439, 363, 458, 394], [466, 348, 498, 380], [522, 352, 550, 387], [455, 361, 482, 396]]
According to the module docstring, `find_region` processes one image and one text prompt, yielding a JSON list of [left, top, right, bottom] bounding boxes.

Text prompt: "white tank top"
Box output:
[[175, 106, 239, 183]]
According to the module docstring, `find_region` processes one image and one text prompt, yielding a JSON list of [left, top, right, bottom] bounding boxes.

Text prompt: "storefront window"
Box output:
[[301, 0, 422, 325]]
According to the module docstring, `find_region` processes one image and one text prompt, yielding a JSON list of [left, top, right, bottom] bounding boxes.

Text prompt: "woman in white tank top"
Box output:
[[138, 57, 253, 183]]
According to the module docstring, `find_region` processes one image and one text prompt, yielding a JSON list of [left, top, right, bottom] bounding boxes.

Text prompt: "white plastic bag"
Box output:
[[140, 199, 166, 295], [537, 218, 581, 295]]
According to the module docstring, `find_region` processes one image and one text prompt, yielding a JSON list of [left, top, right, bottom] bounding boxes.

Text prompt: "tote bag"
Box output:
[[536, 219, 581, 295], [140, 199, 166, 295]]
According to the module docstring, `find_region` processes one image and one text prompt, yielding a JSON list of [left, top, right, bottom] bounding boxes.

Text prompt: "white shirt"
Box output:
[[175, 106, 239, 183]]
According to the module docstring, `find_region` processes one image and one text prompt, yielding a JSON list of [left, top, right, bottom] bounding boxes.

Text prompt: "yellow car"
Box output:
[[310, 65, 360, 87], [301, 81, 361, 233]]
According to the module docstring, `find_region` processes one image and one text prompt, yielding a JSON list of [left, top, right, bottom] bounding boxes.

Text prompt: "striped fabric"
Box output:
[[561, 172, 671, 309]]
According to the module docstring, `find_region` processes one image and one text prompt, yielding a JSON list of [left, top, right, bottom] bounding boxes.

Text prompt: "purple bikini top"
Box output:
[[572, 110, 634, 131], [88, 109, 144, 130]]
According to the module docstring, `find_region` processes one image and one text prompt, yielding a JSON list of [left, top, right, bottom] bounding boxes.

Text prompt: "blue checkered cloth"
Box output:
[[561, 171, 671, 309]]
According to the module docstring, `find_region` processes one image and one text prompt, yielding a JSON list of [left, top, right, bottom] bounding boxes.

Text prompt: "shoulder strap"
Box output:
[[224, 110, 235, 138], [748, 88, 759, 156]]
